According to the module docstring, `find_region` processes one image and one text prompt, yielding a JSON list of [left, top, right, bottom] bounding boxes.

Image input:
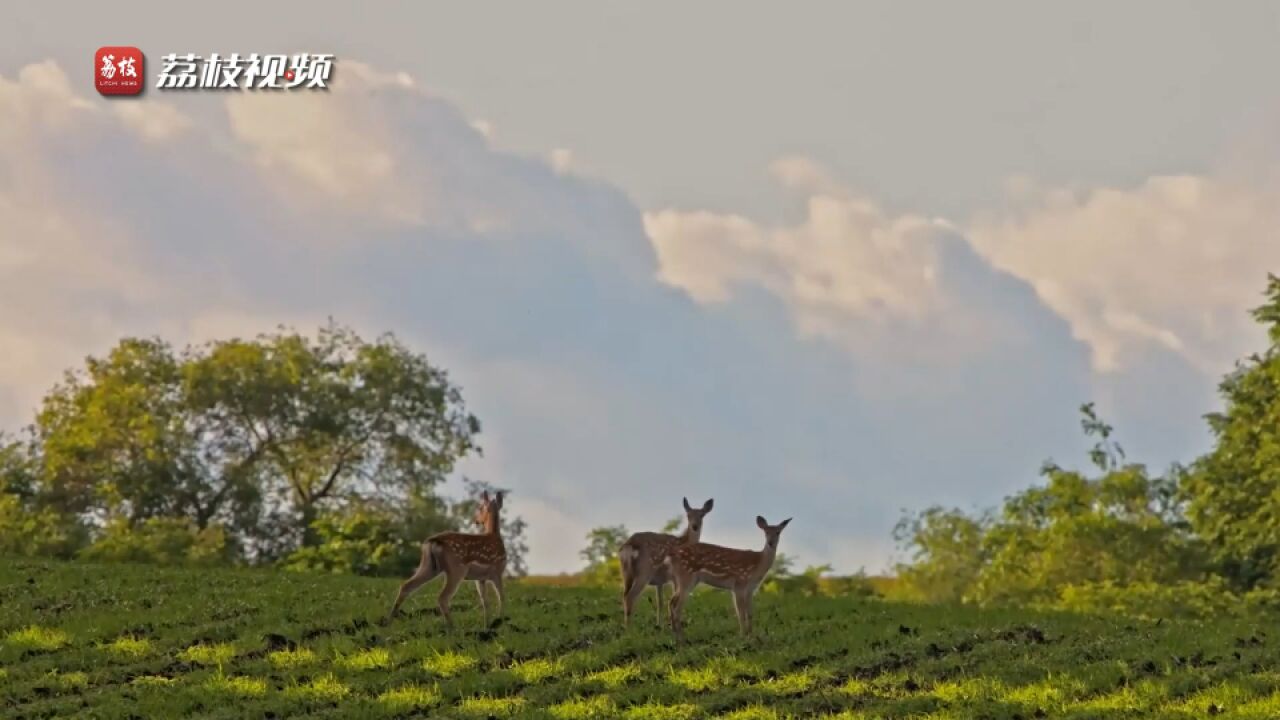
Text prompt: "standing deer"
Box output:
[[618, 497, 714, 627], [667, 515, 792, 645], [387, 490, 507, 628]]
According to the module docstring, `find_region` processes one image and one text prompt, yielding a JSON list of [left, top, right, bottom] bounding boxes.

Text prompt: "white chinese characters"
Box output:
[[99, 55, 138, 80], [156, 53, 333, 90]]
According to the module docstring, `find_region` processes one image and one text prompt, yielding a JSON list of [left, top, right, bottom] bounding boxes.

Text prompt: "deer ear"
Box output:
[[683, 497, 693, 512], [495, 491, 505, 508], [756, 515, 768, 529], [481, 490, 490, 503], [778, 517, 792, 530], [703, 498, 714, 512]]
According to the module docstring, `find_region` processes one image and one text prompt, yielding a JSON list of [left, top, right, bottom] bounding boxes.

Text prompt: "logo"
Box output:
[[95, 46, 144, 96], [155, 53, 334, 90]]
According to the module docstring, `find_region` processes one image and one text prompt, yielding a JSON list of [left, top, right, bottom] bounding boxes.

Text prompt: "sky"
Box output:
[[2, 2, 1280, 574]]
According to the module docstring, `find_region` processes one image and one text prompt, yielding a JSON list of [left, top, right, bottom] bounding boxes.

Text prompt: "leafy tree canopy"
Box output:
[[1183, 274, 1280, 588], [1, 322, 520, 574]]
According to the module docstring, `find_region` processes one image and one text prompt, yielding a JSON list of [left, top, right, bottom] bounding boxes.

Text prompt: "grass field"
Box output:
[[3, 560, 1280, 719]]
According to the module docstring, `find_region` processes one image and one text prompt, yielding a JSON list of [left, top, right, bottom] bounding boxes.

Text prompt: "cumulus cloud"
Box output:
[[768, 154, 846, 196], [969, 173, 1280, 373], [0, 189, 160, 424], [0, 61, 94, 135], [112, 100, 191, 142], [548, 148, 574, 176], [648, 153, 1280, 380], [644, 160, 1007, 364], [0, 63, 179, 423], [225, 62, 426, 226], [469, 119, 494, 140]]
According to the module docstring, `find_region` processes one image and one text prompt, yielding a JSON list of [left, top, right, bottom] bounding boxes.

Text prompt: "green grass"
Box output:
[[3, 559, 1280, 718]]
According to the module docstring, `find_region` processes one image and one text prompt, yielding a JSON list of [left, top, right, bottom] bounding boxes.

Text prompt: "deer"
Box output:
[[387, 490, 507, 629], [618, 497, 714, 627], [667, 514, 792, 645]]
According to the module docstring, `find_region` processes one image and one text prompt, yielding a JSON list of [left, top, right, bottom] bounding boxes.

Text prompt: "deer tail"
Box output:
[[422, 539, 445, 577], [619, 542, 639, 594]]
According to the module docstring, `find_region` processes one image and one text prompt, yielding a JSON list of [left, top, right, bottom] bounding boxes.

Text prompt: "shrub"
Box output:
[[79, 516, 232, 566], [282, 503, 420, 577], [1055, 578, 1240, 620], [0, 493, 87, 559]]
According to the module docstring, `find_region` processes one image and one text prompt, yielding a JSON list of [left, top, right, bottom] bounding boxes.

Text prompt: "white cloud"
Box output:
[[0, 190, 159, 427], [221, 61, 652, 273], [645, 160, 947, 325], [0, 63, 174, 427], [0, 61, 94, 132], [0, 64, 343, 428], [648, 154, 1280, 378], [768, 154, 845, 195], [112, 100, 192, 142], [969, 173, 1280, 373], [469, 119, 494, 140], [644, 160, 994, 362], [548, 147, 574, 175], [225, 62, 425, 226]]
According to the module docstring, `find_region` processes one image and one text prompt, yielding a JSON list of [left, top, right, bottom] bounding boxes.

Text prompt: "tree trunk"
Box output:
[[299, 501, 320, 547]]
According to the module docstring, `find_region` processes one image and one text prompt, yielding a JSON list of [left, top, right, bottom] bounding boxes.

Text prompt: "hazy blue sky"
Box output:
[[3, 2, 1280, 572]]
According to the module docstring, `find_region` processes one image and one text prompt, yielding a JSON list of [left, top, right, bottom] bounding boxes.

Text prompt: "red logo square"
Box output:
[[94, 47, 144, 96]]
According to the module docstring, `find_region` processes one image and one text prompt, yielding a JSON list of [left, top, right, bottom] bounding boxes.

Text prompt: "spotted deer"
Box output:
[[618, 497, 714, 627], [667, 515, 792, 644], [387, 490, 507, 628]]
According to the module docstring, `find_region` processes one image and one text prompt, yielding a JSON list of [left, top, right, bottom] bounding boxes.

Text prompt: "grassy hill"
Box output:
[[3, 560, 1279, 719]]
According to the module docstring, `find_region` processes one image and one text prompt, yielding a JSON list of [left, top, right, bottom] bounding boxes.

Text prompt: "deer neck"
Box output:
[[483, 508, 502, 537], [750, 543, 779, 582]]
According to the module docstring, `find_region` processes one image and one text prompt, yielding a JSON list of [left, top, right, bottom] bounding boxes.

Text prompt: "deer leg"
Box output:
[[474, 580, 489, 626], [621, 560, 635, 606], [620, 573, 635, 627], [436, 568, 465, 629], [669, 578, 694, 645], [654, 582, 666, 628], [389, 547, 441, 618], [668, 590, 681, 644], [623, 558, 654, 628], [732, 589, 747, 634], [490, 575, 505, 625]]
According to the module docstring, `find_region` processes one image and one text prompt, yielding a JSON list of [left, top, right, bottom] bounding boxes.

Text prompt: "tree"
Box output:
[[0, 435, 87, 558], [282, 479, 529, 578], [580, 524, 630, 586], [13, 322, 487, 568], [30, 338, 260, 552], [0, 493, 86, 559], [1183, 274, 1280, 589], [282, 498, 433, 577], [185, 322, 481, 550], [973, 463, 1199, 605], [893, 507, 989, 603], [32, 338, 236, 528], [0, 434, 37, 499], [896, 404, 1204, 605], [973, 406, 1201, 605]]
